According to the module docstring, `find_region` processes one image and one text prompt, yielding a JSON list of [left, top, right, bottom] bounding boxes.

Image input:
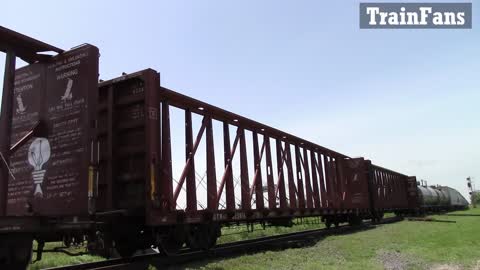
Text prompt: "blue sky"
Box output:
[[1, 1, 479, 200]]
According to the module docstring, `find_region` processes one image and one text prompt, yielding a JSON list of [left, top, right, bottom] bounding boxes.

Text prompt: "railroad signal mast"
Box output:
[[467, 177, 475, 208]]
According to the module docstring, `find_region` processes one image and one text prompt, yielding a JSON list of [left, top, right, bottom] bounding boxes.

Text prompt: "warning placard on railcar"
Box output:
[[7, 45, 99, 216]]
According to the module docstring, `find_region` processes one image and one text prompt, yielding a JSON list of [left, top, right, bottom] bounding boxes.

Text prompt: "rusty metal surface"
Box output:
[[0, 26, 63, 217], [157, 87, 348, 159], [342, 158, 371, 210], [97, 67, 416, 225], [123, 69, 378, 225], [97, 69, 160, 214], [95, 68, 379, 226], [1, 53, 416, 228], [6, 44, 99, 216], [368, 164, 409, 211], [407, 176, 419, 209], [3, 61, 412, 227]]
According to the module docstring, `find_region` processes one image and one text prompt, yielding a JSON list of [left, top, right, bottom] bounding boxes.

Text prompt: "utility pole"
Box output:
[[467, 177, 475, 208]]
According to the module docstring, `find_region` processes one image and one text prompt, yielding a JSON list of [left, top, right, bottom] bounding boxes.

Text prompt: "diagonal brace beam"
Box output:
[[173, 116, 208, 202], [216, 128, 241, 208]]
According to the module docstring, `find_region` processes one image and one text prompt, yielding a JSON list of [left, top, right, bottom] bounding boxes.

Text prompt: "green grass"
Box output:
[[28, 208, 480, 269], [28, 218, 324, 269], [28, 242, 102, 270], [218, 217, 325, 244], [183, 208, 480, 270]]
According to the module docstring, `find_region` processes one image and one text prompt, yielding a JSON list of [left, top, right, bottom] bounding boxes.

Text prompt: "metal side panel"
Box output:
[[7, 44, 99, 216], [368, 163, 409, 211], [97, 69, 160, 217], [343, 158, 371, 210], [147, 82, 351, 226]]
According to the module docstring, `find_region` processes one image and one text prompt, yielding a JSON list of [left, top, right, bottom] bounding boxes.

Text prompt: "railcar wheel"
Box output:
[[0, 235, 32, 270], [113, 236, 137, 258], [158, 226, 185, 255], [325, 219, 332, 229], [186, 224, 201, 250], [377, 213, 384, 223], [205, 223, 221, 248], [348, 216, 363, 226], [187, 223, 220, 250], [87, 231, 116, 259]]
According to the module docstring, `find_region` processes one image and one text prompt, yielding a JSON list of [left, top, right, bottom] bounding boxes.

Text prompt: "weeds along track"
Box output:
[[43, 217, 402, 270]]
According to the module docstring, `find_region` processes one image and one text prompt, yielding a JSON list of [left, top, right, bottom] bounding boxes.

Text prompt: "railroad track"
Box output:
[[443, 214, 480, 217], [43, 217, 402, 270]]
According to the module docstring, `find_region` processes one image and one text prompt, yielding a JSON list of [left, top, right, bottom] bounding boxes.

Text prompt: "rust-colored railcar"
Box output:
[[96, 69, 160, 215], [0, 26, 423, 270], [6, 44, 99, 217], [92, 70, 375, 249], [366, 163, 417, 218], [92, 70, 417, 246]]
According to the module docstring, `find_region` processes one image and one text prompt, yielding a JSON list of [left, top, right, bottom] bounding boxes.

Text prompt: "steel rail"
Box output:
[[42, 217, 402, 270], [443, 214, 480, 217]]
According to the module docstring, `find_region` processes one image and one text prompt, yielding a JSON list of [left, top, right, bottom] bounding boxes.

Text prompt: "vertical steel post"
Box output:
[[145, 71, 161, 211], [239, 128, 250, 210], [391, 174, 396, 207], [294, 146, 305, 209], [185, 109, 197, 211], [223, 122, 235, 211], [382, 172, 387, 206], [252, 132, 264, 210], [310, 151, 321, 209], [330, 157, 338, 209], [389, 173, 394, 207], [323, 155, 333, 208], [380, 171, 385, 206], [335, 158, 345, 207], [373, 170, 379, 205], [387, 172, 391, 207], [265, 137, 275, 209], [172, 117, 207, 202], [387, 172, 390, 206], [383, 171, 387, 207], [275, 140, 287, 209], [206, 117, 217, 210], [383, 171, 387, 206], [106, 86, 114, 210], [397, 176, 401, 207], [396, 175, 400, 207], [317, 153, 327, 208], [160, 101, 173, 211], [303, 148, 313, 209], [365, 160, 376, 215], [0, 51, 16, 216], [285, 143, 296, 209]]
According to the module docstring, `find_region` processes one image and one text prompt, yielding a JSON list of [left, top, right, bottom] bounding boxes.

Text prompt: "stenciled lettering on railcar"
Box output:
[[44, 48, 90, 202], [7, 65, 43, 211], [7, 45, 98, 215], [213, 212, 248, 221]]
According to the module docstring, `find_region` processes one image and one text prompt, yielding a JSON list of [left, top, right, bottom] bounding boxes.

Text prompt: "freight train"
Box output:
[[417, 183, 469, 213], [0, 27, 468, 269]]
